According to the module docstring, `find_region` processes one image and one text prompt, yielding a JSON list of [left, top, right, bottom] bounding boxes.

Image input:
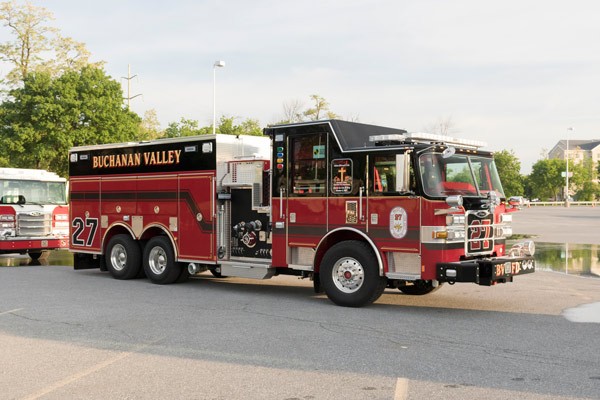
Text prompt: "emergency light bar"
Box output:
[[406, 132, 487, 149], [368, 134, 407, 143]]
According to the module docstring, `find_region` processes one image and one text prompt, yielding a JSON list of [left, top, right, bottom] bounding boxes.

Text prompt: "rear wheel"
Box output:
[[143, 236, 181, 284], [399, 280, 442, 295], [321, 241, 386, 307], [105, 234, 142, 280], [28, 251, 49, 261]]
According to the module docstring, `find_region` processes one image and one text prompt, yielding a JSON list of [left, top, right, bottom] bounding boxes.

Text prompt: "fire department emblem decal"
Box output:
[[389, 207, 408, 239]]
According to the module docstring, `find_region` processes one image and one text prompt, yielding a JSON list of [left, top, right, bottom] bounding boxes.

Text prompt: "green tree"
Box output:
[[494, 149, 524, 197], [0, 67, 142, 176], [164, 118, 209, 138], [527, 158, 565, 200], [165, 116, 262, 138], [140, 109, 163, 140], [0, 1, 97, 86], [303, 94, 338, 121], [217, 116, 262, 136], [574, 158, 600, 201]]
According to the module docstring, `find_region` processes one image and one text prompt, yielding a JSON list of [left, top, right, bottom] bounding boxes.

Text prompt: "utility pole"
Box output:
[[122, 64, 142, 108]]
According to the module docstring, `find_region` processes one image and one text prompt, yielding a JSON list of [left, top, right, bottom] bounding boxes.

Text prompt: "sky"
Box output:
[[2, 0, 600, 173]]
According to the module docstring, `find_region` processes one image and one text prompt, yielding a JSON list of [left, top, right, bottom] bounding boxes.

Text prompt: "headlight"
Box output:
[[0, 214, 15, 221], [446, 214, 466, 225], [54, 214, 69, 221]]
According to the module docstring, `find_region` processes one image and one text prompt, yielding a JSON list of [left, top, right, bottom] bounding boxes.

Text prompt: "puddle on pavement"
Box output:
[[2, 242, 599, 279], [563, 302, 600, 323], [0, 250, 73, 267]]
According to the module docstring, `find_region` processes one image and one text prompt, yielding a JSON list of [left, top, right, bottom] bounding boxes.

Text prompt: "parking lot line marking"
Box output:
[[22, 338, 163, 400], [394, 378, 409, 400], [0, 308, 23, 316]]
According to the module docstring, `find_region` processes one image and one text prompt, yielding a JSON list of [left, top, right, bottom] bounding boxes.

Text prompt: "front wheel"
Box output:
[[320, 241, 386, 307], [105, 234, 142, 280], [143, 236, 182, 284]]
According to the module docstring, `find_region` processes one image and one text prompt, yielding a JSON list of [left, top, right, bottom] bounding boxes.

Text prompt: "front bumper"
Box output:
[[437, 256, 535, 286], [0, 237, 69, 253]]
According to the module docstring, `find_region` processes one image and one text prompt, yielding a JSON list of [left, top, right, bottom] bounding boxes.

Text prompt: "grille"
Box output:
[[17, 212, 52, 236], [466, 211, 494, 256]]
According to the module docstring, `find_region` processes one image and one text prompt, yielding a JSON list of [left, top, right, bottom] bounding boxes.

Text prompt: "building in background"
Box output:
[[548, 139, 600, 200], [548, 139, 600, 166]]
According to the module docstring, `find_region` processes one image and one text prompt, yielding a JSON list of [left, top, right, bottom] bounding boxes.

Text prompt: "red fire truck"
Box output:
[[69, 120, 534, 307], [0, 168, 70, 259]]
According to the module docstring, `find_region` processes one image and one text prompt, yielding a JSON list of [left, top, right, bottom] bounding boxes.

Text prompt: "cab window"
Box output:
[[373, 156, 396, 193], [290, 133, 327, 196]]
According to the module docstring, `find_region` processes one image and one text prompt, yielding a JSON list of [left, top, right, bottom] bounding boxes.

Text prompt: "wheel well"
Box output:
[[103, 225, 135, 253], [103, 225, 173, 254], [314, 229, 380, 274], [139, 226, 169, 241], [139, 226, 176, 257]]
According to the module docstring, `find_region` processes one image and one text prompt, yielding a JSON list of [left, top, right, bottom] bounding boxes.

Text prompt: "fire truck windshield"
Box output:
[[419, 153, 505, 198], [0, 179, 67, 205]]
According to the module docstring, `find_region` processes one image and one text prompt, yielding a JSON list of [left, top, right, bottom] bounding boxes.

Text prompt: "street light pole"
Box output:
[[566, 127, 574, 205], [213, 60, 225, 135]]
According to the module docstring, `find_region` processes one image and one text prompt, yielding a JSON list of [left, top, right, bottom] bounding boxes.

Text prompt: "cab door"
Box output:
[[284, 132, 328, 267], [367, 153, 422, 276]]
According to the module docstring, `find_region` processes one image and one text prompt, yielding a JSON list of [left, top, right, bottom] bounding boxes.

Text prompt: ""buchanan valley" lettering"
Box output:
[[92, 150, 182, 169]]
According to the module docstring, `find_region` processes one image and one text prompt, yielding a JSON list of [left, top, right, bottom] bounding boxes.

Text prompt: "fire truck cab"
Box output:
[[0, 168, 70, 259], [69, 120, 534, 307]]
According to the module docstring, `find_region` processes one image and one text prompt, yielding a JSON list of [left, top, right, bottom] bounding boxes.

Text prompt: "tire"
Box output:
[[143, 236, 181, 284], [28, 251, 48, 261], [399, 280, 442, 295], [105, 234, 142, 280], [320, 240, 386, 307]]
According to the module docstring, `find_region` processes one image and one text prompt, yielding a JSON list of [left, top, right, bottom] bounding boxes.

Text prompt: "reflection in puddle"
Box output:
[[509, 240, 600, 278], [0, 250, 73, 267]]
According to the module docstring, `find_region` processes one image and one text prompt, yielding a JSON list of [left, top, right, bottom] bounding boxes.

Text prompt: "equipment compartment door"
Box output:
[[178, 173, 215, 261], [230, 189, 272, 259]]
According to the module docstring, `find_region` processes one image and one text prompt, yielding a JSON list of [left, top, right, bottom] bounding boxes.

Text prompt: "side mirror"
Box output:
[[395, 153, 411, 193]]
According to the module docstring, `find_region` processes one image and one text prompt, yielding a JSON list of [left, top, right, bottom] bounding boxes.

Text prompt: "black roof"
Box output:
[[264, 119, 408, 152]]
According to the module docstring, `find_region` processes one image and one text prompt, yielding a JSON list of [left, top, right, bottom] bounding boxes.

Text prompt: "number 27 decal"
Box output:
[[72, 217, 98, 247]]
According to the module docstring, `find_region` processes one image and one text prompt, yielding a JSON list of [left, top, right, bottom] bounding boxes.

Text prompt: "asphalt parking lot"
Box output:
[[1, 206, 599, 400]]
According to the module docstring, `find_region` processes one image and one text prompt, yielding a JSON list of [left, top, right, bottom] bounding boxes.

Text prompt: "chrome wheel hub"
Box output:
[[332, 257, 364, 293], [148, 246, 167, 275], [110, 244, 127, 271]]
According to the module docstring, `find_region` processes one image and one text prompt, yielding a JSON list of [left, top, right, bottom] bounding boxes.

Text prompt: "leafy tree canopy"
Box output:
[[0, 66, 142, 176], [494, 149, 524, 197], [0, 0, 99, 86], [164, 116, 262, 138]]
